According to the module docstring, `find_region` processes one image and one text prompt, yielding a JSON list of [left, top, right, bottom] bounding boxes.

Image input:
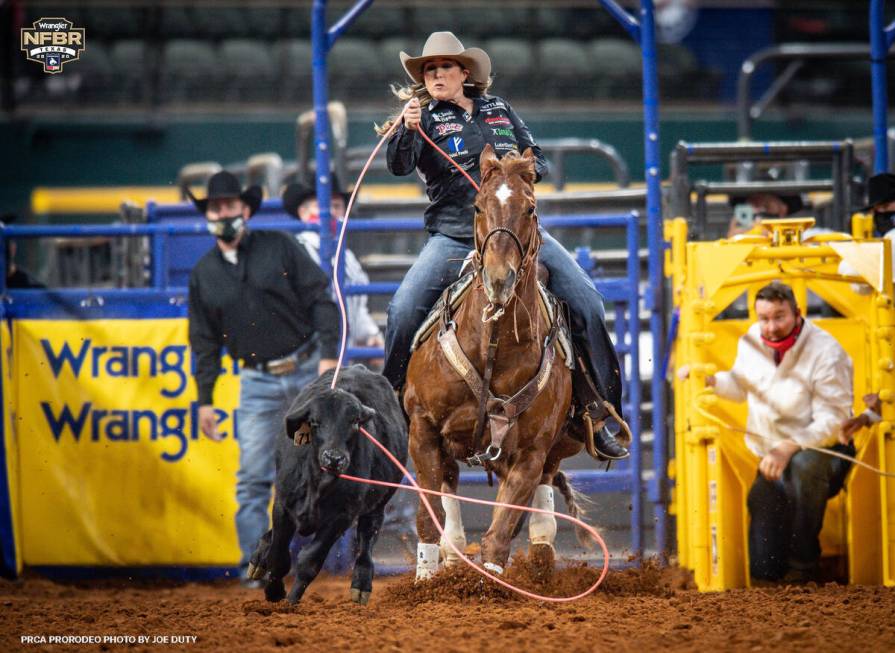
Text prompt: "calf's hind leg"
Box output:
[[350, 509, 386, 605]]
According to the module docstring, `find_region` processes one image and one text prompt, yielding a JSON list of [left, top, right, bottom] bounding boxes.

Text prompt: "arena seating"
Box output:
[[109, 40, 149, 103], [220, 39, 279, 102], [17, 2, 718, 107], [161, 40, 219, 103], [485, 39, 534, 97], [273, 40, 313, 102], [537, 39, 594, 98]]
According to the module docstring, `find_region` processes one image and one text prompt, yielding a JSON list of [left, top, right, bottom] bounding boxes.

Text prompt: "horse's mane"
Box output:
[[484, 150, 536, 188]]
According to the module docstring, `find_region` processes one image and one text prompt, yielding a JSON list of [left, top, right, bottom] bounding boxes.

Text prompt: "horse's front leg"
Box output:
[[439, 459, 466, 566], [409, 411, 447, 580], [481, 448, 547, 574]]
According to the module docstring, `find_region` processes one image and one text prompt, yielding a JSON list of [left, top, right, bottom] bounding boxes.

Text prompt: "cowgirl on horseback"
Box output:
[[380, 31, 629, 460]]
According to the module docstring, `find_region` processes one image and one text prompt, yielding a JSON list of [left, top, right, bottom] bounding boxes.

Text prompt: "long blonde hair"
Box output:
[[374, 77, 493, 136]]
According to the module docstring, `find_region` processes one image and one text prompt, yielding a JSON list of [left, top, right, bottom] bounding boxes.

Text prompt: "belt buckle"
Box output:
[[266, 358, 297, 376]]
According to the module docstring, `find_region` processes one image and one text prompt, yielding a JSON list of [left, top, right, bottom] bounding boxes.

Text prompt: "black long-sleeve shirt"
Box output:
[[386, 95, 549, 240], [188, 230, 339, 405]]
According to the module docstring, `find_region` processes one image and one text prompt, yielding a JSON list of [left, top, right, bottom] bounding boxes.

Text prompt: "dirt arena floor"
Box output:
[[3, 556, 895, 652]]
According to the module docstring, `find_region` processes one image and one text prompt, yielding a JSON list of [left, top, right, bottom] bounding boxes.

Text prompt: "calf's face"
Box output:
[[285, 389, 377, 475]]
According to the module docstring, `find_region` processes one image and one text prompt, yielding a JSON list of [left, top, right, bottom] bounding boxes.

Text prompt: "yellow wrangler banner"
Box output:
[[12, 319, 242, 566]]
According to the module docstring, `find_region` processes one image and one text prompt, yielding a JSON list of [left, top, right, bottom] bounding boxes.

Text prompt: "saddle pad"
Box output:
[[410, 272, 475, 352], [536, 283, 575, 368], [410, 273, 574, 368]]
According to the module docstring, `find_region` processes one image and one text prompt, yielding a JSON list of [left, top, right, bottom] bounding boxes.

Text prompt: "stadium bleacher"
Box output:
[[16, 1, 718, 108]]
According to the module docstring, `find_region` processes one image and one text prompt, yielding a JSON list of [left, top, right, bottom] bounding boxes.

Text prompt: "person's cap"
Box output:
[[400, 31, 491, 85], [184, 171, 262, 216]]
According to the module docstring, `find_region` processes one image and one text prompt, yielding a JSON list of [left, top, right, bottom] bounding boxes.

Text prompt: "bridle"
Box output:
[[471, 194, 539, 316]]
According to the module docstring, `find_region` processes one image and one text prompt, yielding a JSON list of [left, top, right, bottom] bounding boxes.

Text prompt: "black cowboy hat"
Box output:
[[861, 173, 895, 211], [185, 171, 263, 216], [281, 174, 351, 219]]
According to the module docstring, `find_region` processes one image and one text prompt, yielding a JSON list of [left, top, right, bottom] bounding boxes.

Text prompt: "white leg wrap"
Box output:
[[439, 495, 467, 566], [483, 562, 504, 575], [528, 484, 557, 547], [416, 542, 441, 580]]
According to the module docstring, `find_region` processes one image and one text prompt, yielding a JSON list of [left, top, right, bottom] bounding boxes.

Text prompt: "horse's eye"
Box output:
[[474, 205, 482, 214], [528, 206, 535, 215]]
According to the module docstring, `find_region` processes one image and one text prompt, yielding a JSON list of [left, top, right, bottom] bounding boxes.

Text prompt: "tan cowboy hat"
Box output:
[[400, 31, 491, 85]]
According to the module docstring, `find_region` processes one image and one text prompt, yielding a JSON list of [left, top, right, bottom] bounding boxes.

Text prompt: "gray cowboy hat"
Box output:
[[400, 31, 491, 85]]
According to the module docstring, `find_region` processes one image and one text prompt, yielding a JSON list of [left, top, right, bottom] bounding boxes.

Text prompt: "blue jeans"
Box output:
[[383, 230, 622, 414], [235, 349, 320, 572], [747, 443, 854, 580]]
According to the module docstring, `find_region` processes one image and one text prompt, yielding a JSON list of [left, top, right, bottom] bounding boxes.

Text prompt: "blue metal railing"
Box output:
[[596, 0, 665, 557], [0, 210, 646, 555], [871, 0, 895, 172]]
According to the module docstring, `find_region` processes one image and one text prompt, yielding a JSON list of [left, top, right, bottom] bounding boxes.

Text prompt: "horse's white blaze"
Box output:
[[528, 484, 557, 548], [416, 542, 441, 580], [440, 495, 467, 566], [495, 182, 512, 206]]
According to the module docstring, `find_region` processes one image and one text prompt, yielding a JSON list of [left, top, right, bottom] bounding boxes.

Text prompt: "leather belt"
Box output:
[[241, 345, 313, 376]]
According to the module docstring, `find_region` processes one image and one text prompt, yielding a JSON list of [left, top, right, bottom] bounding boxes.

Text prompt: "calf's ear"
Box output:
[[360, 404, 377, 425], [285, 407, 312, 446]]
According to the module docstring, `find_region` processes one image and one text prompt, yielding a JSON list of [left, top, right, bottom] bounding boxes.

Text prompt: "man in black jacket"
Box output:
[[186, 172, 339, 587]]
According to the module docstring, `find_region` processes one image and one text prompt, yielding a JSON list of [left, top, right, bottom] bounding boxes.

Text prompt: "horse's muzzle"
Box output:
[[482, 266, 517, 305]]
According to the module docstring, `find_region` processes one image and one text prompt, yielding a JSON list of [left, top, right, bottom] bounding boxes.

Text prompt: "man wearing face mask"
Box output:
[[281, 176, 384, 365], [863, 172, 895, 237], [186, 171, 339, 588]]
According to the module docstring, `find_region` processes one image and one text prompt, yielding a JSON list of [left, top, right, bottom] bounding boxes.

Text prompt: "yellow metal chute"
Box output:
[[669, 216, 895, 590]]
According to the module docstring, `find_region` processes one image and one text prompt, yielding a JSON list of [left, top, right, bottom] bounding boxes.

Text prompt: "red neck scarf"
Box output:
[[761, 318, 803, 365]]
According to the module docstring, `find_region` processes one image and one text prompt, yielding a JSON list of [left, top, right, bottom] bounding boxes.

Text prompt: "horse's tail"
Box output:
[[552, 471, 596, 550]]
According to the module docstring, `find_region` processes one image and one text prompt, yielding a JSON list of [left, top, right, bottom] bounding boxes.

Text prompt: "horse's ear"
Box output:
[[480, 143, 500, 182], [518, 147, 537, 185]]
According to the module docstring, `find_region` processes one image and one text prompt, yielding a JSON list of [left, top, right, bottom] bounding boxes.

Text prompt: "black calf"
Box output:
[[247, 365, 408, 604]]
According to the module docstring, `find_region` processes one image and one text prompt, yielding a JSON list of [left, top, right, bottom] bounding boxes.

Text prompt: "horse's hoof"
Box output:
[[264, 582, 286, 603], [528, 543, 555, 582], [482, 562, 504, 575], [247, 562, 266, 580], [350, 588, 371, 605]]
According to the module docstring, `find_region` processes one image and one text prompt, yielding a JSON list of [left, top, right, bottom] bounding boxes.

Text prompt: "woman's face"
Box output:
[[422, 58, 469, 103]]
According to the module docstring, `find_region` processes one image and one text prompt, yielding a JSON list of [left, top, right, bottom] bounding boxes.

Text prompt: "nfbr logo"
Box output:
[[21, 17, 86, 74]]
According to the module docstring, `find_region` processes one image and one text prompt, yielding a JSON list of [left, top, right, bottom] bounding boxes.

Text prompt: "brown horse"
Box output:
[[404, 144, 587, 578]]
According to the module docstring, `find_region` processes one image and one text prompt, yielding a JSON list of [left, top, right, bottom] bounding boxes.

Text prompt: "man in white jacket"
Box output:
[[687, 281, 855, 583], [281, 178, 384, 365]]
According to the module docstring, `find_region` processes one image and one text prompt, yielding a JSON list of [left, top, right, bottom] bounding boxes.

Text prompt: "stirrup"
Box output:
[[583, 412, 629, 461]]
